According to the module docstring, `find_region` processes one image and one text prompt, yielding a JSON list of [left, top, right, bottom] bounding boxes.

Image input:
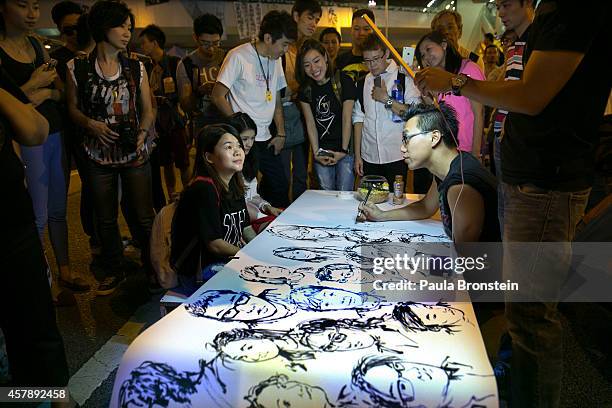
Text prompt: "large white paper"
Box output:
[[111, 191, 498, 407]]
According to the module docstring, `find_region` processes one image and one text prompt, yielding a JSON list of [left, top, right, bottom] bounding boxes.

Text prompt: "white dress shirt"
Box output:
[[352, 60, 421, 164]]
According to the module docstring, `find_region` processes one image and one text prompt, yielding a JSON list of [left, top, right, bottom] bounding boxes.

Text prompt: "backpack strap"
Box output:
[[357, 77, 366, 114], [182, 56, 196, 89], [193, 176, 220, 206], [280, 53, 287, 99], [27, 36, 45, 66], [118, 53, 142, 123], [468, 51, 480, 64]]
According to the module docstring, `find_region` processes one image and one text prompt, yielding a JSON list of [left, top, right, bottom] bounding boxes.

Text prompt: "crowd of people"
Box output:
[[0, 0, 610, 407]]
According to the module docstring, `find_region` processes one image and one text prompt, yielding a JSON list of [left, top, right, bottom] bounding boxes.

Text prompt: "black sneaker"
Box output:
[[96, 275, 125, 296]]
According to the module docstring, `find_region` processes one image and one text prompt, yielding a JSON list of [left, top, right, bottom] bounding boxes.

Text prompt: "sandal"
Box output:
[[59, 277, 91, 292]]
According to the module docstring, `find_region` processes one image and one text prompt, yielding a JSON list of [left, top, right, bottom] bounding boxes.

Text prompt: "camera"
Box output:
[[109, 120, 138, 152]]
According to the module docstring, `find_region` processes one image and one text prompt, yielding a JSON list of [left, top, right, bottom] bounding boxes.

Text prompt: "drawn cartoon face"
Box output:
[[270, 225, 335, 241], [362, 361, 449, 406], [290, 286, 381, 311], [315, 264, 358, 283], [305, 329, 375, 352], [408, 304, 464, 328], [249, 375, 333, 408], [241, 265, 305, 286], [221, 338, 280, 363], [273, 247, 340, 263]]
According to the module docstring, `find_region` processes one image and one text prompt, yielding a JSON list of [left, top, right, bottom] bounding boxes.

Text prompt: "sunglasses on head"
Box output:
[[62, 25, 78, 36]]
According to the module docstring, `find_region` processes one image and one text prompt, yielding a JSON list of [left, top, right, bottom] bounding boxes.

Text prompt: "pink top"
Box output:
[[438, 59, 485, 152]]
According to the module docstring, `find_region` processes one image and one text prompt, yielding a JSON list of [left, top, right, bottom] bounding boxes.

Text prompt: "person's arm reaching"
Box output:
[[211, 82, 234, 117], [358, 180, 439, 222], [415, 50, 585, 116], [470, 99, 484, 157]]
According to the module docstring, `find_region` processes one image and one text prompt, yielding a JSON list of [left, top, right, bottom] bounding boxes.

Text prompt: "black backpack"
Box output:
[[357, 71, 407, 113]]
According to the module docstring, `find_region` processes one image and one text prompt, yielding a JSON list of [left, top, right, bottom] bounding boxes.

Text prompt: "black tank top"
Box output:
[[0, 36, 62, 134]]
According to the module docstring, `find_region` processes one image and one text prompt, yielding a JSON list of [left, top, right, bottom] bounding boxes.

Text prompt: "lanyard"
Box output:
[[252, 42, 272, 102]]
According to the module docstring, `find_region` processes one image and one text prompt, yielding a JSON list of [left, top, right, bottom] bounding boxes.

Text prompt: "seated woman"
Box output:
[[224, 112, 283, 228], [172, 124, 251, 295], [296, 39, 355, 191], [358, 103, 499, 243]]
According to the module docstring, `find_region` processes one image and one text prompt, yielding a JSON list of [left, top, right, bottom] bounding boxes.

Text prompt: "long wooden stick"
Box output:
[[363, 14, 415, 79]]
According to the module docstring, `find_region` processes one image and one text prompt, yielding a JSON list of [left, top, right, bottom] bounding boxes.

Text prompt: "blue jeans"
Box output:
[[314, 155, 355, 191], [502, 182, 590, 407], [20, 132, 69, 267], [494, 135, 504, 236]]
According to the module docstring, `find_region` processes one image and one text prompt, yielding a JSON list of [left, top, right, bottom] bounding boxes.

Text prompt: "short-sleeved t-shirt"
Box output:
[[176, 48, 225, 126], [216, 42, 287, 142], [172, 180, 250, 275], [335, 51, 369, 85], [298, 73, 356, 151], [503, 0, 612, 191], [436, 152, 500, 242], [438, 59, 485, 152], [0, 72, 36, 231]]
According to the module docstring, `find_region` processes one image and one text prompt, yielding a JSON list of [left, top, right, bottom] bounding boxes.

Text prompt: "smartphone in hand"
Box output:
[[317, 148, 335, 158], [45, 59, 58, 71]]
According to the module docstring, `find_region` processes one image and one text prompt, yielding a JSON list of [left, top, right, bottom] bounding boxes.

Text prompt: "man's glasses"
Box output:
[[62, 25, 78, 36], [363, 53, 385, 65], [402, 130, 433, 145], [197, 39, 221, 49]]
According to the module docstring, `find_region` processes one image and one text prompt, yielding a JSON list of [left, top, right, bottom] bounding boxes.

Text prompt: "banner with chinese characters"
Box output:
[[234, 2, 263, 40]]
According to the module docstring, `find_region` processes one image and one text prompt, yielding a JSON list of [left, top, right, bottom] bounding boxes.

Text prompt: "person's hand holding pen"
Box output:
[[357, 201, 385, 222]]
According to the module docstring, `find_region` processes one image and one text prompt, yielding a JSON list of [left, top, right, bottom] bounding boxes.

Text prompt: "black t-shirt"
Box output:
[[436, 152, 500, 242], [0, 72, 36, 231], [502, 0, 612, 191], [172, 179, 250, 275], [0, 37, 63, 134], [335, 51, 369, 85], [298, 73, 356, 151], [50, 46, 76, 83]]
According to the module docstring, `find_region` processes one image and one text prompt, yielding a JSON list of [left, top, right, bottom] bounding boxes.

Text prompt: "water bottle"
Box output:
[[391, 79, 404, 123]]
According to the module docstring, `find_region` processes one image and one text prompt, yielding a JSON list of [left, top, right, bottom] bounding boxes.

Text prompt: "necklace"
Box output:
[[252, 42, 272, 102]]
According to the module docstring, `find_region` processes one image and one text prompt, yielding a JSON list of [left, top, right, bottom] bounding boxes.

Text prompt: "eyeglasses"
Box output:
[[402, 130, 433, 145], [62, 25, 78, 36], [197, 39, 221, 49], [363, 53, 385, 65]]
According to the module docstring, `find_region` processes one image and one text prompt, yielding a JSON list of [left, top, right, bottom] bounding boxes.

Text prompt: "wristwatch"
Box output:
[[340, 147, 349, 154], [384, 96, 394, 110], [451, 74, 469, 96]]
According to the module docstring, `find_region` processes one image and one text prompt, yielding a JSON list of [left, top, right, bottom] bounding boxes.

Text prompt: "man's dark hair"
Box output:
[[139, 24, 166, 49], [484, 32, 495, 42], [88, 1, 134, 44], [401, 103, 459, 148], [362, 33, 385, 53], [51, 1, 83, 28], [258, 10, 298, 42], [319, 27, 341, 43], [291, 0, 322, 17], [193, 13, 223, 37], [76, 13, 92, 50], [352, 8, 375, 23]]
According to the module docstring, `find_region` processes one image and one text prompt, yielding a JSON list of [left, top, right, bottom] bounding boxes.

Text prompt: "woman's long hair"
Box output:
[[295, 39, 333, 88], [415, 30, 463, 74], [193, 124, 245, 199], [224, 112, 258, 182]]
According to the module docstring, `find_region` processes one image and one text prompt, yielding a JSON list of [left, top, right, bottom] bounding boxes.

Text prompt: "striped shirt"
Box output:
[[493, 26, 531, 139]]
